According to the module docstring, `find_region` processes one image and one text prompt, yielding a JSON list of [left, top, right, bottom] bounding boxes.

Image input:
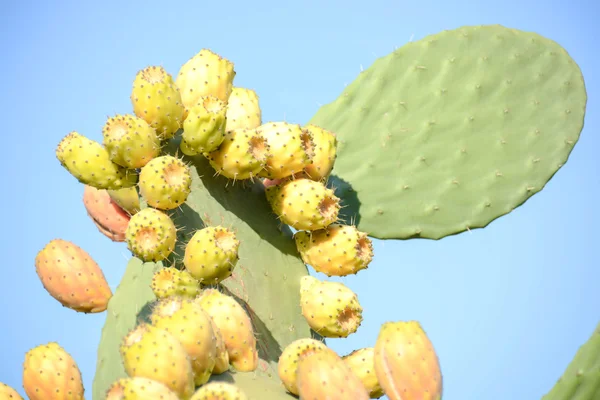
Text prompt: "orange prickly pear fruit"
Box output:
[[83, 185, 130, 242]]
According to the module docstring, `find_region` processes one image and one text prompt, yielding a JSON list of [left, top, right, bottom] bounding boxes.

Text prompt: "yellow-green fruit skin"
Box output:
[[208, 316, 230, 374], [207, 128, 269, 180], [105, 377, 179, 400], [181, 96, 227, 155], [225, 87, 262, 131], [190, 382, 248, 400], [277, 338, 332, 395], [151, 267, 201, 299], [138, 155, 192, 210], [302, 124, 337, 182], [124, 207, 177, 262], [343, 348, 385, 399], [101, 114, 161, 169]]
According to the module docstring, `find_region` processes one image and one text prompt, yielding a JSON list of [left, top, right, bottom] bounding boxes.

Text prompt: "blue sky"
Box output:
[[1, 1, 598, 399]]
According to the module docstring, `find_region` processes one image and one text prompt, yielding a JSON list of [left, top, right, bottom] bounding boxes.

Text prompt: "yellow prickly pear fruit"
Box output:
[[277, 338, 333, 395], [120, 323, 195, 400], [56, 131, 138, 190], [225, 87, 262, 131], [125, 207, 177, 262], [107, 186, 140, 215], [343, 348, 385, 399], [149, 297, 218, 386], [266, 178, 341, 231], [206, 128, 270, 180], [296, 349, 370, 400], [176, 49, 236, 119], [294, 223, 374, 276], [183, 226, 240, 285], [138, 155, 192, 210], [190, 382, 248, 400], [301, 124, 337, 181], [208, 316, 230, 374], [151, 267, 201, 299], [194, 289, 258, 372], [256, 121, 315, 180], [299, 276, 363, 338], [105, 377, 179, 400], [181, 95, 227, 156], [34, 239, 112, 313], [373, 321, 443, 400], [131, 65, 185, 140], [0, 382, 23, 399], [22, 342, 84, 400], [101, 114, 161, 169]]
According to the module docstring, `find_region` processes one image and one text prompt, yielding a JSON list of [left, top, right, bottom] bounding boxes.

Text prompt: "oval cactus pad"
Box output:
[[309, 25, 587, 239]]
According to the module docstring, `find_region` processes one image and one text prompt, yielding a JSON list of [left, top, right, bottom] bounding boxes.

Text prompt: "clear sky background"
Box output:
[[1, 1, 598, 399]]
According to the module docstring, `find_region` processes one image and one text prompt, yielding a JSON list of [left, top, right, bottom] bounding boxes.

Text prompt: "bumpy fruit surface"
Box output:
[[194, 289, 258, 372], [208, 316, 230, 374], [83, 185, 130, 242], [278, 338, 332, 395], [120, 323, 195, 399], [373, 321, 442, 400], [34, 239, 112, 313], [56, 131, 138, 190], [296, 349, 370, 400], [101, 114, 161, 169], [256, 122, 314, 179], [0, 382, 23, 399], [138, 155, 192, 210], [150, 297, 218, 386], [107, 187, 140, 215], [151, 267, 201, 299], [266, 177, 341, 231], [343, 348, 385, 399], [183, 226, 240, 285], [131, 65, 185, 140], [22, 342, 84, 400], [176, 49, 235, 118], [207, 128, 269, 180], [225, 87, 262, 131], [300, 276, 363, 338], [301, 124, 337, 181], [125, 207, 177, 262], [190, 382, 248, 400], [181, 96, 227, 155], [294, 223, 373, 276], [105, 377, 179, 400]]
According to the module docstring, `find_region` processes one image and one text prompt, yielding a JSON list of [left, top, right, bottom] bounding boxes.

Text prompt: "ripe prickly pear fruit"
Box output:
[[101, 114, 161, 169], [0, 382, 23, 399], [22, 342, 84, 400], [256, 121, 314, 180], [181, 95, 227, 156], [107, 187, 140, 215], [343, 348, 385, 399], [176, 49, 236, 119], [125, 207, 177, 262], [194, 289, 258, 372], [266, 178, 341, 231], [149, 297, 218, 386], [225, 87, 262, 131], [277, 338, 332, 395], [296, 348, 370, 400], [138, 155, 192, 210], [56, 131, 138, 190], [301, 124, 337, 182], [151, 267, 201, 299], [131, 65, 185, 140], [299, 276, 363, 338], [120, 323, 195, 400], [183, 226, 240, 285], [208, 315, 230, 374], [373, 321, 443, 400], [105, 377, 179, 400], [294, 223, 374, 277], [34, 239, 112, 313], [190, 382, 248, 400], [83, 185, 130, 242]]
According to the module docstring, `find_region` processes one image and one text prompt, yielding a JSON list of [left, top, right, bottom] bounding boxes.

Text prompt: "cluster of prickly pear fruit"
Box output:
[[8, 23, 592, 400]]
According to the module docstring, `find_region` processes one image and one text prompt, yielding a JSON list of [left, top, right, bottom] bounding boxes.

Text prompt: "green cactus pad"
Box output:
[[309, 24, 587, 239], [92, 136, 317, 399]]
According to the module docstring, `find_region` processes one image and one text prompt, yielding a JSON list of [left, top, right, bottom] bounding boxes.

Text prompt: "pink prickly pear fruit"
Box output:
[[22, 342, 85, 400], [34, 239, 112, 313], [277, 338, 333, 395], [83, 185, 130, 242], [149, 297, 218, 386], [296, 348, 370, 400], [301, 124, 337, 182], [194, 289, 258, 372], [262, 177, 284, 188], [105, 377, 179, 400], [0, 382, 23, 399], [120, 323, 195, 400], [190, 382, 248, 400], [373, 321, 443, 400], [343, 348, 385, 399]]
